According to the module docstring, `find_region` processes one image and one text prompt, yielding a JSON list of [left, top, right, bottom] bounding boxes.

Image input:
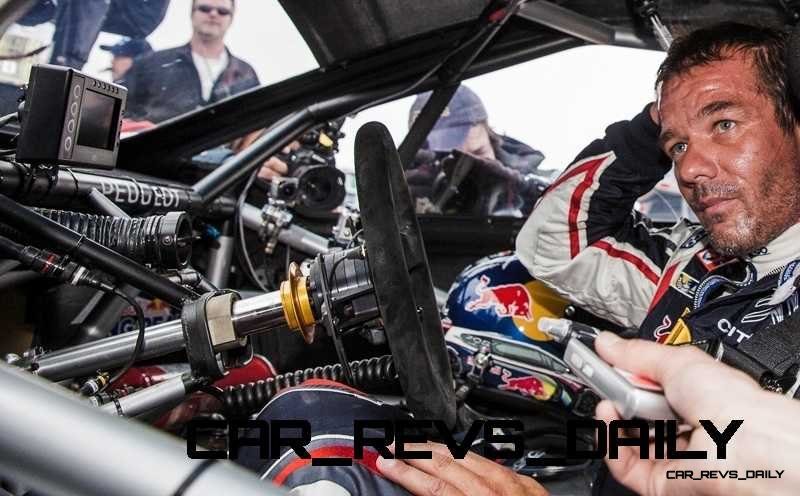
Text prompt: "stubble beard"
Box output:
[[706, 211, 760, 257], [704, 162, 800, 257]]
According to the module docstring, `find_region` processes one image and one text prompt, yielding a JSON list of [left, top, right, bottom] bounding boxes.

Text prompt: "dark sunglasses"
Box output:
[[194, 5, 232, 16]]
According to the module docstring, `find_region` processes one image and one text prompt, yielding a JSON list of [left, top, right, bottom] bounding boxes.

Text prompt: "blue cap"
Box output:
[[409, 85, 488, 151], [100, 38, 153, 58]]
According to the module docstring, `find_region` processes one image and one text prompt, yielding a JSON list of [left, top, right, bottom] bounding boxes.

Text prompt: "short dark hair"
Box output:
[[192, 0, 235, 11], [656, 22, 796, 132]]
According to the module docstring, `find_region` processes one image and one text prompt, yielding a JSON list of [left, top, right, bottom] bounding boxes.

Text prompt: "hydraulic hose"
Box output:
[[221, 355, 398, 416], [1, 209, 192, 269]]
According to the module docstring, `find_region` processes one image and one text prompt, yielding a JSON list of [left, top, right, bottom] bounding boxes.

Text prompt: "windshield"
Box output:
[[0, 0, 317, 127], [337, 45, 693, 222]]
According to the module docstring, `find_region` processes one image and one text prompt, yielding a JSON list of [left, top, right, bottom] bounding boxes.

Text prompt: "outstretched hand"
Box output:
[[594, 332, 799, 496]]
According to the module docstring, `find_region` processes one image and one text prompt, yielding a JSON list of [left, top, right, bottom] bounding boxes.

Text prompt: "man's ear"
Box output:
[[648, 102, 660, 126]]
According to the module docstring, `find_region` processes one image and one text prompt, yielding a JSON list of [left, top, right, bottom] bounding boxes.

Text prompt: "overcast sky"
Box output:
[[337, 45, 666, 173]]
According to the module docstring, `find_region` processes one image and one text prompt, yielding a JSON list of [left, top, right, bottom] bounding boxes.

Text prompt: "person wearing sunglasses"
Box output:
[[122, 0, 260, 124]]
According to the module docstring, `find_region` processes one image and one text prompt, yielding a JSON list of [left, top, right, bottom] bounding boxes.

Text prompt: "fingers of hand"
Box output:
[[266, 157, 289, 174], [596, 400, 656, 496], [377, 456, 466, 496], [379, 443, 547, 496], [594, 333, 708, 387], [258, 157, 289, 181], [284, 140, 301, 153], [425, 443, 507, 482], [257, 166, 277, 180], [397, 444, 495, 495], [594, 333, 760, 422], [516, 476, 550, 496], [448, 450, 531, 493]]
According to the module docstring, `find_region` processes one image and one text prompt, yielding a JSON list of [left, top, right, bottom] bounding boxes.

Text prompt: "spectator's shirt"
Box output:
[[192, 50, 229, 101], [515, 106, 800, 356], [121, 43, 260, 123]]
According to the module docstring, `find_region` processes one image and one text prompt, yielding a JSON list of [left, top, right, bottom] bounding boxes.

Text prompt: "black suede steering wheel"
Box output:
[[354, 122, 457, 429]]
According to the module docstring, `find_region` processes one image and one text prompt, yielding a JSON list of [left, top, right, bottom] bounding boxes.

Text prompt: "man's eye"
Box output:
[[716, 120, 736, 132], [669, 142, 687, 157]]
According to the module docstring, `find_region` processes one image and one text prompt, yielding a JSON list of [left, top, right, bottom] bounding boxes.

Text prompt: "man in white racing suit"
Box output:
[[517, 21, 800, 496], [517, 22, 800, 360]]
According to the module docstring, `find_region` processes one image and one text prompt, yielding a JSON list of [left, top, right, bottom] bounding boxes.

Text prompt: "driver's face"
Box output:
[[658, 53, 800, 256], [461, 124, 496, 161], [191, 0, 234, 42]]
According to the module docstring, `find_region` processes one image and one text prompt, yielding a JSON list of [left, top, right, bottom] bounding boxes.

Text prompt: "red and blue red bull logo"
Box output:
[[498, 370, 556, 401], [465, 275, 534, 321]]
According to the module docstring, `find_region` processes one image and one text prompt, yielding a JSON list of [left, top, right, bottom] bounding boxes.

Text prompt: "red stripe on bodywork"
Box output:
[[591, 240, 660, 285], [273, 446, 380, 485], [648, 263, 678, 311]]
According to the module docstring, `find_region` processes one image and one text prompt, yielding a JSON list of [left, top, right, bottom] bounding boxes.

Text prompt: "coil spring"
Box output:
[[222, 355, 397, 417], [0, 209, 190, 269]]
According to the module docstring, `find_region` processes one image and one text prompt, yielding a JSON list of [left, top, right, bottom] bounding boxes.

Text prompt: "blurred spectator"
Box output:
[[100, 38, 153, 82], [121, 0, 259, 123], [407, 85, 545, 216], [17, 0, 169, 70], [409, 85, 499, 161]]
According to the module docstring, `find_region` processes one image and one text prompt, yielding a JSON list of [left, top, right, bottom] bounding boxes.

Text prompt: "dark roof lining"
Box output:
[[278, 0, 492, 67], [280, 0, 789, 68]]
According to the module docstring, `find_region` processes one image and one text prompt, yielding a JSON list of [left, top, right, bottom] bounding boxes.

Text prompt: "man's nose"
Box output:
[[675, 144, 719, 185]]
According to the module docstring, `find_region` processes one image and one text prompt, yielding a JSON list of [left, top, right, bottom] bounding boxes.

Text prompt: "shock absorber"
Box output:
[[0, 209, 192, 269], [221, 355, 398, 417]]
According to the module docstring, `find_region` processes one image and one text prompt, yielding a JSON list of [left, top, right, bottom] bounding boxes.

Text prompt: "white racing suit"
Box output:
[[516, 104, 800, 496], [516, 105, 800, 360]]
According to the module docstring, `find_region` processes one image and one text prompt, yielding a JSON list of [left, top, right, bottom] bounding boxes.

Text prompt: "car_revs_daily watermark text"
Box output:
[[667, 470, 785, 480], [186, 418, 745, 465]]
